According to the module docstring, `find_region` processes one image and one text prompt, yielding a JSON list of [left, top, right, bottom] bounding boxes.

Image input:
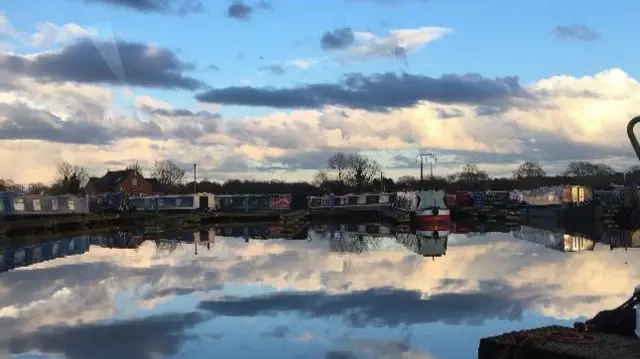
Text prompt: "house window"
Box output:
[[132, 177, 138, 187], [33, 199, 41, 211], [0, 200, 4, 212], [13, 198, 25, 211], [51, 199, 58, 211], [68, 200, 76, 211]]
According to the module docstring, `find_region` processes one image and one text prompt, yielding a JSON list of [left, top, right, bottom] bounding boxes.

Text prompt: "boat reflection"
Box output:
[[310, 222, 448, 259], [510, 225, 597, 252]]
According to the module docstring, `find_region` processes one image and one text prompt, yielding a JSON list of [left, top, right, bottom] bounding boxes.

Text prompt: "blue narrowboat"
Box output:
[[0, 193, 90, 217], [130, 193, 216, 212]]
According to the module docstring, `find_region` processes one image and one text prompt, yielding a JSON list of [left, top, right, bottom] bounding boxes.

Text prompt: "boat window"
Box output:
[[33, 199, 41, 211], [68, 200, 75, 211], [13, 198, 25, 211], [0, 200, 4, 211], [51, 199, 58, 211], [176, 198, 182, 206], [14, 250, 25, 264]]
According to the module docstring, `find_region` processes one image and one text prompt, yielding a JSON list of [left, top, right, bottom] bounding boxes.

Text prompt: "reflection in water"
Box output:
[[0, 221, 638, 359]]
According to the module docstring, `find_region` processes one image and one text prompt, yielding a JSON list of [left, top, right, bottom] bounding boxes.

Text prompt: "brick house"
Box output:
[[84, 169, 157, 196]]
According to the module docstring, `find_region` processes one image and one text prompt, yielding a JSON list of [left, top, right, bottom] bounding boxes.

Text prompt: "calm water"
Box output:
[[0, 222, 638, 359]]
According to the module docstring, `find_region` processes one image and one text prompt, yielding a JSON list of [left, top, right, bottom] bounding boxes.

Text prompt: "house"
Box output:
[[84, 169, 156, 196]]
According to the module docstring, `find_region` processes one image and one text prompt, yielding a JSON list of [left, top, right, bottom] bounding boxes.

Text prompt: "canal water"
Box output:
[[0, 222, 638, 359]]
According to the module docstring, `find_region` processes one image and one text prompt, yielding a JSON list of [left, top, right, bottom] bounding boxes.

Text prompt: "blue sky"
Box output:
[[4, 0, 638, 107], [2, 0, 640, 183]]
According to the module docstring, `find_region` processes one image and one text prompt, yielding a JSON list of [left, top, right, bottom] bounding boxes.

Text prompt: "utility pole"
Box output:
[[417, 153, 437, 180], [193, 163, 197, 194]]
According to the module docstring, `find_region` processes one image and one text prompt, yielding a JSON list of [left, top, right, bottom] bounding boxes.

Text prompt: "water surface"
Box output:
[[0, 223, 638, 359]]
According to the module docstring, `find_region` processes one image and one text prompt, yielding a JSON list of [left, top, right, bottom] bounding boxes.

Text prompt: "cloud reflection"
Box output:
[[0, 225, 637, 358]]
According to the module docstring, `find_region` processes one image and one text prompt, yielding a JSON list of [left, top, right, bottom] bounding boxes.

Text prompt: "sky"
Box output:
[[1, 0, 640, 184]]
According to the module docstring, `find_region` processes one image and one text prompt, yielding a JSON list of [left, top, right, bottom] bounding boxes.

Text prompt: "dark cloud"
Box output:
[[199, 281, 546, 327], [1, 39, 204, 90], [258, 64, 286, 76], [0, 101, 219, 144], [195, 72, 530, 111], [0, 103, 115, 145], [227, 2, 252, 20], [83, 0, 205, 15], [553, 24, 600, 41], [3, 312, 207, 359], [139, 105, 221, 121], [436, 107, 464, 119], [325, 351, 359, 359], [207, 64, 220, 71], [260, 325, 290, 338], [321, 27, 355, 50]]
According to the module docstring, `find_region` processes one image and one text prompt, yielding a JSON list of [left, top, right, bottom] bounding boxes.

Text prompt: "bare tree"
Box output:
[[152, 159, 186, 186], [328, 153, 350, 181], [312, 169, 331, 186], [458, 164, 489, 184], [126, 160, 144, 177], [513, 161, 546, 179], [627, 165, 640, 175], [0, 179, 23, 192], [27, 182, 48, 194], [346, 153, 381, 189], [51, 161, 89, 194], [564, 161, 615, 176], [55, 162, 89, 186]]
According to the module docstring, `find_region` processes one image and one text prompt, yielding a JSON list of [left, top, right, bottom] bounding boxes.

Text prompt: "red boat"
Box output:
[[414, 190, 450, 229]]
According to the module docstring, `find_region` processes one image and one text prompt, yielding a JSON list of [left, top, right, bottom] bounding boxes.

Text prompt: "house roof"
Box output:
[[87, 170, 136, 193]]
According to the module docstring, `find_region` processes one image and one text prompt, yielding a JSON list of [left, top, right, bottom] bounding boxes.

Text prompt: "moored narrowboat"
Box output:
[[130, 193, 216, 212], [517, 185, 602, 222], [394, 190, 450, 229], [0, 193, 90, 217]]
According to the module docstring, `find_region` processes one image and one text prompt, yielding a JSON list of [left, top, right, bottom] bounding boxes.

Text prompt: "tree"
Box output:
[[52, 161, 89, 194], [564, 161, 615, 176], [27, 182, 48, 194], [396, 175, 418, 189], [126, 160, 144, 177], [513, 161, 546, 179], [152, 159, 186, 186], [0, 179, 22, 192], [626, 165, 640, 175], [458, 164, 489, 184], [346, 153, 381, 189], [327, 153, 350, 181], [312, 169, 331, 186]]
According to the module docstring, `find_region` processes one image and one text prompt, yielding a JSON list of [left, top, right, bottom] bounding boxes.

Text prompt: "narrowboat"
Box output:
[[218, 193, 292, 212], [517, 185, 602, 222], [394, 190, 450, 229], [130, 193, 216, 212], [306, 192, 394, 210], [0, 192, 90, 217], [88, 192, 134, 213], [444, 191, 474, 209]]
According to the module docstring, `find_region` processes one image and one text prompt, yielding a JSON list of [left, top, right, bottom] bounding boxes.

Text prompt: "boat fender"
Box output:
[[432, 207, 439, 216], [432, 230, 439, 239]]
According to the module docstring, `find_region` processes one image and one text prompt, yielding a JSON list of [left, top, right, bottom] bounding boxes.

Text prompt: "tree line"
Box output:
[[2, 154, 640, 205]]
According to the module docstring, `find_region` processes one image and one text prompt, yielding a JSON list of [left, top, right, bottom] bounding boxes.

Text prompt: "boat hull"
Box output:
[[415, 209, 450, 223]]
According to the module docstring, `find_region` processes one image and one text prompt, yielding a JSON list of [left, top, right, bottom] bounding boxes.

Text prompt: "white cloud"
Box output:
[[347, 26, 451, 62], [286, 58, 321, 70], [31, 22, 99, 46]]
